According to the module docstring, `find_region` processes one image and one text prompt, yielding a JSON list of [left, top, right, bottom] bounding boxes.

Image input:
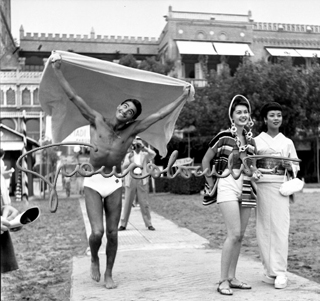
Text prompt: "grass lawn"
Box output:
[[148, 191, 320, 284], [1, 190, 319, 300], [1, 197, 87, 301]]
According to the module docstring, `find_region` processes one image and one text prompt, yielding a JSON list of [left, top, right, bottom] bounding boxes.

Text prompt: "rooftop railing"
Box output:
[[254, 22, 320, 33]]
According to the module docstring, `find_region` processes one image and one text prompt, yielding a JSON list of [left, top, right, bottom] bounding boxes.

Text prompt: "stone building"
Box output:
[[1, 1, 319, 185], [1, 0, 40, 197], [158, 7, 320, 86]]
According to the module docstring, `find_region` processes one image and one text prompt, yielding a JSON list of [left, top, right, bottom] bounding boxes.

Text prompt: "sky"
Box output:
[[10, 0, 320, 42]]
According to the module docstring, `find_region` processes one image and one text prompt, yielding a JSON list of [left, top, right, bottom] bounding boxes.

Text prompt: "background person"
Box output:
[[202, 95, 256, 296], [119, 137, 156, 231], [253, 102, 300, 289]]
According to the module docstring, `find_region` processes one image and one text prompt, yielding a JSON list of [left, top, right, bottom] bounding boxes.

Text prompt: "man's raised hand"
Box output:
[[183, 85, 190, 97], [50, 52, 62, 69], [183, 85, 194, 102]]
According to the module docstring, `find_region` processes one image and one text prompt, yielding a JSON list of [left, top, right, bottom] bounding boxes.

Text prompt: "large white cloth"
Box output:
[[39, 50, 194, 157]]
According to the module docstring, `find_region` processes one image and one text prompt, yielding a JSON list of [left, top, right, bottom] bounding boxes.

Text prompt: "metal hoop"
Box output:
[[230, 123, 237, 135], [16, 142, 302, 213], [248, 119, 254, 128]]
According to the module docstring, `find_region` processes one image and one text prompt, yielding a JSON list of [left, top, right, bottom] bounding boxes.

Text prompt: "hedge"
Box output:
[[153, 174, 205, 195]]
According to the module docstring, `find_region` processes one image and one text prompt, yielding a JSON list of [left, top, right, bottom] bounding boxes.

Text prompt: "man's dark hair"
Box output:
[[0, 148, 5, 158], [121, 99, 142, 119]]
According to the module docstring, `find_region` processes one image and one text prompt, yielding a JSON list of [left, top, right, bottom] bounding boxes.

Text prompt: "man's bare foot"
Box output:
[[90, 259, 100, 282], [105, 274, 117, 289]]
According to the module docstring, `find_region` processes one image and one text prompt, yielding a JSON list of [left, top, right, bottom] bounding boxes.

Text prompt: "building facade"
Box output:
[[158, 7, 320, 86]]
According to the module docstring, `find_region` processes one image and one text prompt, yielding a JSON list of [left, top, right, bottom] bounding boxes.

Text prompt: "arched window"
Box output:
[[22, 88, 31, 105], [219, 32, 227, 41], [1, 119, 16, 130], [26, 119, 40, 141], [196, 31, 206, 40], [0, 90, 4, 105], [6, 88, 16, 105], [33, 89, 39, 105]]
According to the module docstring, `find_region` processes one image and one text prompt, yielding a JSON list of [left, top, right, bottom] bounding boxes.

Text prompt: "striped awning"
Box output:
[[176, 41, 254, 56], [266, 48, 301, 57], [213, 42, 254, 56], [295, 49, 320, 58], [266, 47, 320, 58], [176, 41, 217, 55]]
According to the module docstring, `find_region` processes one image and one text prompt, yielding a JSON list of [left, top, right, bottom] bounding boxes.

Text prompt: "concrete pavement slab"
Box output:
[[79, 197, 209, 254], [71, 249, 320, 301], [71, 197, 320, 301]]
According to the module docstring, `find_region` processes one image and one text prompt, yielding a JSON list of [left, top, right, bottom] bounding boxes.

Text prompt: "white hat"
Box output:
[[228, 94, 251, 123]]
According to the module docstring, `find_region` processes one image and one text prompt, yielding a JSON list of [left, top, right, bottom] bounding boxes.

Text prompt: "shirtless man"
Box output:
[[50, 54, 190, 289]]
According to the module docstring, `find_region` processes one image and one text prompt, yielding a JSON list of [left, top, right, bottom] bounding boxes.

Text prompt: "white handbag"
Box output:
[[279, 170, 304, 196]]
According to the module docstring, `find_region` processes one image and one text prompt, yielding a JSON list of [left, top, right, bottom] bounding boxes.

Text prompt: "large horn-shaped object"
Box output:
[[9, 207, 40, 232]]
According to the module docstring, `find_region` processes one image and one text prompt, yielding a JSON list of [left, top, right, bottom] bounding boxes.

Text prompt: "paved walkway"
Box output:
[[70, 196, 320, 301]]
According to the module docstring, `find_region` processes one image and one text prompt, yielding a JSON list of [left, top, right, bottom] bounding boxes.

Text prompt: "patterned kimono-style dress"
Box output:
[[254, 132, 299, 277]]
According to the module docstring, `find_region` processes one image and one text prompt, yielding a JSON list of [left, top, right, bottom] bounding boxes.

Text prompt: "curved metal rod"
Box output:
[[16, 141, 302, 212], [16, 142, 97, 212], [196, 154, 301, 196], [242, 154, 301, 175]]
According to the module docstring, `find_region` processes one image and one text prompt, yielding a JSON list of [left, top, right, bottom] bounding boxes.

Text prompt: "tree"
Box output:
[[119, 54, 138, 68], [301, 60, 320, 137], [231, 57, 307, 137], [173, 57, 318, 158], [261, 58, 306, 137], [138, 56, 175, 75], [177, 65, 235, 137], [119, 54, 174, 75]]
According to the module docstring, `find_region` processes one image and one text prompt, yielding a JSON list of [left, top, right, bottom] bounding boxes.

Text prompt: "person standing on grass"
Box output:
[[253, 102, 300, 289], [202, 95, 257, 296], [50, 53, 191, 289], [119, 137, 156, 231]]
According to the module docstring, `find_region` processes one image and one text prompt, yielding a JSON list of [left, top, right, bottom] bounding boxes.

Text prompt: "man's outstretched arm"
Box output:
[[132, 86, 191, 135], [50, 53, 99, 124]]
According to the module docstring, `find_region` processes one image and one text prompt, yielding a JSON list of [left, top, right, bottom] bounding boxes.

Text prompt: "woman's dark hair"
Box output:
[[121, 99, 142, 119], [260, 102, 282, 119], [0, 148, 5, 158], [260, 102, 283, 132], [229, 97, 250, 119]]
